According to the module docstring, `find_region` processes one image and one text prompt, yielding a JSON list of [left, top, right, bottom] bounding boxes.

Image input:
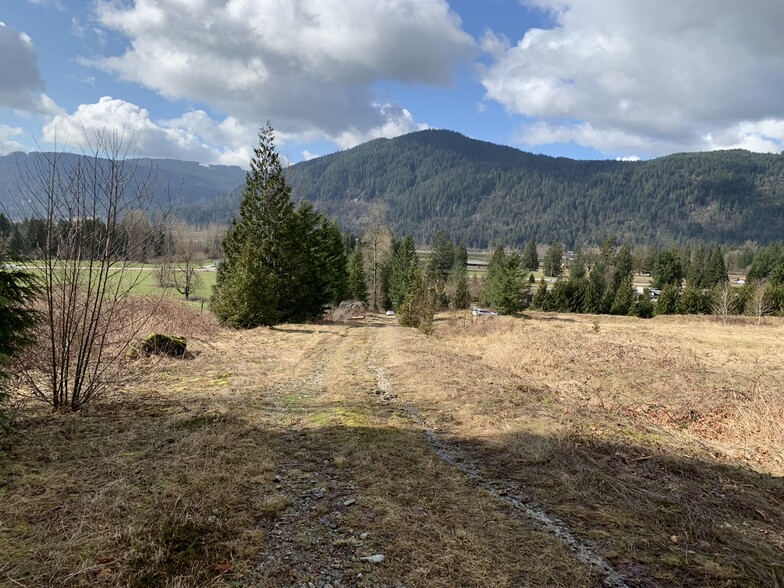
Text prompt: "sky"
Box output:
[[3, 0, 784, 168]]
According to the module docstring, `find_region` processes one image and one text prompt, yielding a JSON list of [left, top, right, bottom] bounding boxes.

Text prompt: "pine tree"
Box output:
[[636, 288, 655, 318], [584, 260, 608, 314], [543, 240, 564, 277], [428, 230, 455, 285], [0, 263, 39, 431], [531, 278, 550, 310], [704, 246, 728, 287], [388, 236, 419, 311], [347, 247, 368, 303], [522, 237, 539, 272], [652, 247, 683, 289], [686, 245, 707, 288], [610, 275, 635, 315], [399, 268, 436, 334], [449, 262, 471, 310], [213, 124, 339, 326], [655, 284, 681, 315]]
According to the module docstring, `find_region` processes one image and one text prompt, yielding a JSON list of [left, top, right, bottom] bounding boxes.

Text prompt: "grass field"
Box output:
[[1, 308, 781, 586]]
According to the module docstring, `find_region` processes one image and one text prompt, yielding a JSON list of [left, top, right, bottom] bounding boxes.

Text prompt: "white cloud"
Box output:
[[482, 0, 784, 156], [90, 0, 473, 144], [0, 22, 47, 112], [331, 103, 428, 150], [0, 124, 27, 155], [42, 97, 257, 167]]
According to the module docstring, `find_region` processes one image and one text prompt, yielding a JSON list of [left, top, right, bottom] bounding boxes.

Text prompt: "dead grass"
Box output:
[[375, 311, 784, 587], [1, 316, 596, 587]]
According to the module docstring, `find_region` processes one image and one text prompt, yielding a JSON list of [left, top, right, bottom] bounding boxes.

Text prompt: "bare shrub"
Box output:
[[325, 300, 369, 322], [15, 131, 172, 411]]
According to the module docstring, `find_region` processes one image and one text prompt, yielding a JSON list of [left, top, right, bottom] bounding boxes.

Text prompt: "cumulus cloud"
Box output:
[[482, 0, 784, 156], [90, 0, 473, 144], [0, 124, 27, 155], [0, 21, 48, 112], [42, 96, 258, 167]]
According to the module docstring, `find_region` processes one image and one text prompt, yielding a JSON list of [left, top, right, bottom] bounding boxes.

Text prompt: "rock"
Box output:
[[343, 499, 356, 506], [359, 532, 369, 540], [360, 554, 384, 564], [274, 474, 281, 482], [138, 333, 187, 357]]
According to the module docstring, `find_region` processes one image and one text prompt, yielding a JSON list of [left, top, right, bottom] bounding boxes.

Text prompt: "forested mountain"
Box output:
[[0, 151, 245, 216], [5, 131, 784, 248], [282, 130, 784, 247]]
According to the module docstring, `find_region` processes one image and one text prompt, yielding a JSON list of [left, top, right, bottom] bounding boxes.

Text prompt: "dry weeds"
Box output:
[[1, 311, 595, 587], [375, 311, 784, 587]]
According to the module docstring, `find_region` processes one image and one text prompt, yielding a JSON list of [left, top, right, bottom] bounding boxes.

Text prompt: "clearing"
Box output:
[[1, 311, 782, 587]]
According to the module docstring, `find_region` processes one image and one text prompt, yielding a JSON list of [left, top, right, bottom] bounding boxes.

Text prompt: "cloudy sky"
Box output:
[[3, 0, 784, 167]]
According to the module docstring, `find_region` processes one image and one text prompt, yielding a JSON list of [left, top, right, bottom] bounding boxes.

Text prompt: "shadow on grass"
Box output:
[[1, 399, 782, 588]]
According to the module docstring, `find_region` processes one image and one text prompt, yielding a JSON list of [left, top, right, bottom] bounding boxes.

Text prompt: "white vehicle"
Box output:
[[472, 307, 498, 317]]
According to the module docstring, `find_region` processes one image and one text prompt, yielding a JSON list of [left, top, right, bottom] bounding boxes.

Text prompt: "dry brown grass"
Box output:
[[1, 314, 595, 587], [375, 311, 784, 587]]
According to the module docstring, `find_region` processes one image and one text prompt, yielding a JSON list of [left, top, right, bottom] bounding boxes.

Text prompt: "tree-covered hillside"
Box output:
[[283, 130, 784, 247], [0, 152, 245, 215]]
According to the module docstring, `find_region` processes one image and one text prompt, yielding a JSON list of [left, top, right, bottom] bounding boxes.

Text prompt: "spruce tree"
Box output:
[[0, 263, 39, 431], [522, 237, 539, 272], [213, 124, 339, 326], [388, 236, 419, 311], [704, 246, 728, 287], [636, 289, 655, 318], [610, 275, 635, 315], [652, 247, 683, 289], [427, 230, 455, 284], [655, 284, 681, 315], [449, 263, 471, 310], [543, 240, 564, 277], [531, 278, 550, 310], [686, 245, 707, 288], [347, 247, 368, 303]]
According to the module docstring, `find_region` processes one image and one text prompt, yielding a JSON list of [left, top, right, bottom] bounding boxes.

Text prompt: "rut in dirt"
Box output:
[[364, 324, 633, 588]]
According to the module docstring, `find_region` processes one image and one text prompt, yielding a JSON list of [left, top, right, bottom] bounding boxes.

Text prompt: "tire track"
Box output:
[[365, 325, 633, 588]]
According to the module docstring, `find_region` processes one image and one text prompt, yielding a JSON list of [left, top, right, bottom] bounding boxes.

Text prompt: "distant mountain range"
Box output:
[[0, 151, 246, 217], [4, 130, 784, 247]]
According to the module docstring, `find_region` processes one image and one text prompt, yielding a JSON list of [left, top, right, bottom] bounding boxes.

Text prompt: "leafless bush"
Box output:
[[15, 130, 172, 411], [325, 300, 369, 322]]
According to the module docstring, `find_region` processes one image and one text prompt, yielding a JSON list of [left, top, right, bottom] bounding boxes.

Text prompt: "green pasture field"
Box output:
[[20, 262, 218, 305]]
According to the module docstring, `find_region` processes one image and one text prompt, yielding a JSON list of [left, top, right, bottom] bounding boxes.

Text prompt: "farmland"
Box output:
[[1, 308, 782, 587]]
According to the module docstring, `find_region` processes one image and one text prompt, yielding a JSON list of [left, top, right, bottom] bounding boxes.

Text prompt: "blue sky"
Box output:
[[3, 0, 784, 168]]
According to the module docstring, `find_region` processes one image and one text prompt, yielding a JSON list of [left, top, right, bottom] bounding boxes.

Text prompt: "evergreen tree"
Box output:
[[428, 230, 455, 284], [531, 278, 550, 310], [212, 124, 339, 326], [449, 262, 471, 310], [399, 267, 436, 333], [678, 285, 710, 314], [704, 246, 728, 287], [636, 289, 655, 318], [347, 247, 368, 303], [652, 247, 683, 289], [522, 237, 539, 272], [0, 263, 39, 431], [686, 245, 707, 288], [483, 247, 527, 314], [655, 284, 681, 315], [610, 275, 635, 315], [388, 236, 419, 311], [569, 248, 586, 280], [584, 260, 608, 314], [453, 242, 468, 271], [482, 245, 506, 306], [543, 240, 564, 277]]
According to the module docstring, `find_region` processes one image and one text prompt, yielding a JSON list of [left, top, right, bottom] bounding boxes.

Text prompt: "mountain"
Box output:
[[5, 132, 784, 248], [0, 151, 246, 217], [282, 129, 784, 247]]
